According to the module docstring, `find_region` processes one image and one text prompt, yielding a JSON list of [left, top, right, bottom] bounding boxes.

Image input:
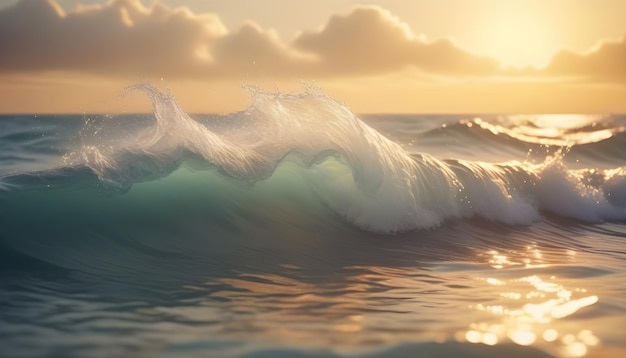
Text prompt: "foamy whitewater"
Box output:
[[1, 84, 625, 358]]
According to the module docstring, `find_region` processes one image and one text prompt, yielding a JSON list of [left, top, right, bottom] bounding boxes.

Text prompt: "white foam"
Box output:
[[70, 84, 626, 233], [537, 161, 626, 222]]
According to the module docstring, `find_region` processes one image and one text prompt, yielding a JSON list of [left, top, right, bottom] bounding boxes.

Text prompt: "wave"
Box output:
[[468, 115, 626, 147], [414, 115, 626, 165], [1, 84, 626, 233]]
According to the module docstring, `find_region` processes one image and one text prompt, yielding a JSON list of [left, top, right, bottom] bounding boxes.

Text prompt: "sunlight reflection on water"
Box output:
[[163, 234, 619, 358], [468, 114, 622, 147], [460, 248, 600, 357]]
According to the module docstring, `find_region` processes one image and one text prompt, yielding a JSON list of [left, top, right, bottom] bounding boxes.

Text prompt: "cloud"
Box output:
[[0, 0, 505, 80], [292, 6, 500, 76], [0, 0, 226, 77], [3, 0, 622, 84], [208, 22, 315, 77], [542, 36, 626, 83]]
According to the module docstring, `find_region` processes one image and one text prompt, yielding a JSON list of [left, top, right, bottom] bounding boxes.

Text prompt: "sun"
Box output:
[[475, 5, 556, 68]]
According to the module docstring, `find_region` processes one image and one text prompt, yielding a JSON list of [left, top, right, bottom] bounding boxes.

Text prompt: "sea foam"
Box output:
[[57, 84, 626, 233]]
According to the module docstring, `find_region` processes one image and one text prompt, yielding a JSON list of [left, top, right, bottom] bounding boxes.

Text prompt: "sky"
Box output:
[[0, 0, 625, 114]]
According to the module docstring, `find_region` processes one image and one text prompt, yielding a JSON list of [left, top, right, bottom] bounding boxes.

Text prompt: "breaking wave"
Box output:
[[2, 84, 626, 233]]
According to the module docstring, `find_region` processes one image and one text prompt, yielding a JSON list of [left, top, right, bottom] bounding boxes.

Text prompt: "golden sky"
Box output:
[[0, 0, 625, 113]]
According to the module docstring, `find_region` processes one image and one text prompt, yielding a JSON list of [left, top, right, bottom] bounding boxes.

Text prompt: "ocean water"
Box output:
[[1, 84, 625, 358]]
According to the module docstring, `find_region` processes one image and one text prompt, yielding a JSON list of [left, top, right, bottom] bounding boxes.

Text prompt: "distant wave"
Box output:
[[416, 115, 626, 164]]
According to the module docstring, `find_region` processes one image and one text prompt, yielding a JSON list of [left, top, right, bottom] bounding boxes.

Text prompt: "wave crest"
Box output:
[[44, 84, 626, 232]]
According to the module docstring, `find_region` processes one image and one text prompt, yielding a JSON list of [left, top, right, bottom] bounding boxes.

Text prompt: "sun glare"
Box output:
[[476, 5, 555, 68], [461, 248, 601, 357]]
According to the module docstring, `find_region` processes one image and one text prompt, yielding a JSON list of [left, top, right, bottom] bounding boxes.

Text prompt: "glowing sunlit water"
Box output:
[[461, 248, 602, 357]]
